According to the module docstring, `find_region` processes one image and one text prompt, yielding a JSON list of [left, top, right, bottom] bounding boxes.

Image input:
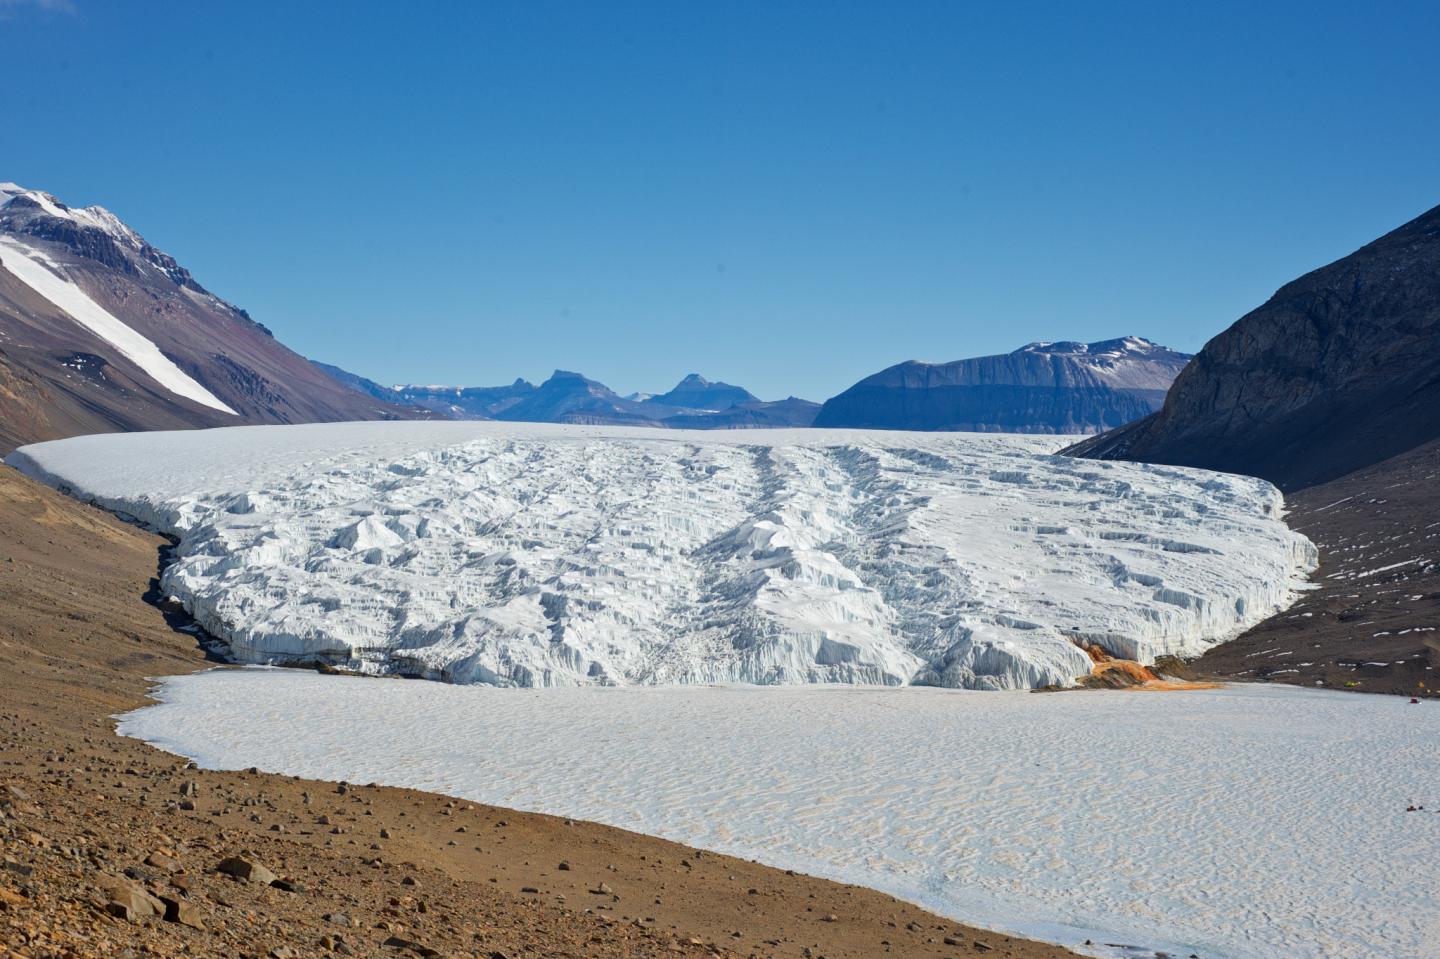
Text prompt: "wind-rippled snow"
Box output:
[[118, 670, 1440, 959], [9, 422, 1315, 689]]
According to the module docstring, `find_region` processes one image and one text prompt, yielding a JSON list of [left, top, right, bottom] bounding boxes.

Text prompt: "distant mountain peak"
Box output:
[[648, 373, 758, 411]]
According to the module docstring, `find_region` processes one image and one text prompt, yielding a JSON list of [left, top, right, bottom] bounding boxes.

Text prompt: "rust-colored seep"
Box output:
[[1076, 642, 1221, 691]]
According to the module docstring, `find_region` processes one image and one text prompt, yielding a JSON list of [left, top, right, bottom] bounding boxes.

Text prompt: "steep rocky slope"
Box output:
[[814, 337, 1190, 433], [1066, 204, 1440, 489], [0, 183, 428, 452]]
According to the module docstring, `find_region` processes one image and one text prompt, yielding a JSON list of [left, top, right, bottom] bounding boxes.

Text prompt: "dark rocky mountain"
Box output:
[[645, 374, 758, 411], [813, 337, 1190, 433], [0, 183, 429, 453], [1065, 204, 1440, 490]]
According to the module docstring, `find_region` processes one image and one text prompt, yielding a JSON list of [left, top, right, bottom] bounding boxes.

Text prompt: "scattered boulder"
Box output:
[[383, 935, 442, 957], [100, 877, 165, 922], [159, 894, 206, 930], [216, 855, 278, 885]]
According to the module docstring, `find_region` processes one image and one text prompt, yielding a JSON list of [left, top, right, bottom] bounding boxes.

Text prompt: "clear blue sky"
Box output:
[[5, 1, 1437, 400]]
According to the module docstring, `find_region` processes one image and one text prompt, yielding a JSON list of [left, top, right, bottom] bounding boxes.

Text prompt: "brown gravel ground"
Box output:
[[0, 465, 1081, 959], [1191, 438, 1440, 698]]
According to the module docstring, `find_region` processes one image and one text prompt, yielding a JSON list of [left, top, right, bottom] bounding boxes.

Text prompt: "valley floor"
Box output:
[[1193, 437, 1440, 697], [0, 464, 1076, 959]]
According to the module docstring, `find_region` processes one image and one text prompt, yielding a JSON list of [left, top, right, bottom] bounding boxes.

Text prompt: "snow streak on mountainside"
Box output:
[[0, 237, 237, 413], [9, 423, 1316, 690], [0, 182, 428, 451]]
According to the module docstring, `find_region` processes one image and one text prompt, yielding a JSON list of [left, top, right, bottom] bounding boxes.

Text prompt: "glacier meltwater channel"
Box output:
[[9, 421, 1315, 689]]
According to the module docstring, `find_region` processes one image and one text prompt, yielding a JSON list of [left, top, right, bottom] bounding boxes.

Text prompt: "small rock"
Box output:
[[144, 851, 181, 873], [216, 855, 278, 885], [100, 878, 165, 922], [159, 895, 206, 930], [383, 936, 442, 957]]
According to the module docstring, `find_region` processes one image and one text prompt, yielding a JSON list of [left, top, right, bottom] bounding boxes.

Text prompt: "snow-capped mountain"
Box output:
[[0, 183, 428, 452], [1067, 203, 1440, 489], [813, 337, 1191, 433]]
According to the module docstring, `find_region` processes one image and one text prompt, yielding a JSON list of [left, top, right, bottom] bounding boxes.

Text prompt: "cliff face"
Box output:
[[813, 337, 1190, 433], [1066, 204, 1440, 489]]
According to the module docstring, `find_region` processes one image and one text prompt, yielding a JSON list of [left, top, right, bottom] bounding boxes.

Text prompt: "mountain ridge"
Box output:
[[814, 336, 1191, 433]]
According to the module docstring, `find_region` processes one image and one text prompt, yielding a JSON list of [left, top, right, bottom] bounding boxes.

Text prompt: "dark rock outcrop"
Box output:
[[1065, 204, 1440, 489], [814, 337, 1190, 433]]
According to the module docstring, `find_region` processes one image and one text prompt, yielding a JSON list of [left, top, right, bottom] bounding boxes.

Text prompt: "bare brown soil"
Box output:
[[0, 465, 1080, 959]]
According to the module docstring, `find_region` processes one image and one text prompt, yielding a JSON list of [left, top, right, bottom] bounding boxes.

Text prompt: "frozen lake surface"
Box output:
[[119, 670, 1440, 959], [10, 422, 1314, 689]]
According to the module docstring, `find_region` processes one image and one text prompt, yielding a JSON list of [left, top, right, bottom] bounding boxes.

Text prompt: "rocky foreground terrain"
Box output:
[[0, 464, 1076, 959]]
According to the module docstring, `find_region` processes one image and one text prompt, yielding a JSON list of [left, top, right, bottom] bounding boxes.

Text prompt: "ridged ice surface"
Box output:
[[119, 671, 1440, 959], [9, 422, 1316, 689]]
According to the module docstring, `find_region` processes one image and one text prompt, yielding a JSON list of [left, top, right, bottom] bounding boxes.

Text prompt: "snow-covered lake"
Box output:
[[119, 670, 1440, 959], [9, 422, 1314, 690]]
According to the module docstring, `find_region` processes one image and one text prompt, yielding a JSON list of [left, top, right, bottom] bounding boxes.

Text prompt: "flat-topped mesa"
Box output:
[[813, 336, 1192, 433]]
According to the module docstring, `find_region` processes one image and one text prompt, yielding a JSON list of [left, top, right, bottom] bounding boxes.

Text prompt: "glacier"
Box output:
[[7, 421, 1317, 689]]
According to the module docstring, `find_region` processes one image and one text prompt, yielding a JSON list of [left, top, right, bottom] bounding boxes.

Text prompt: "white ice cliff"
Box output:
[[8, 422, 1317, 689]]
